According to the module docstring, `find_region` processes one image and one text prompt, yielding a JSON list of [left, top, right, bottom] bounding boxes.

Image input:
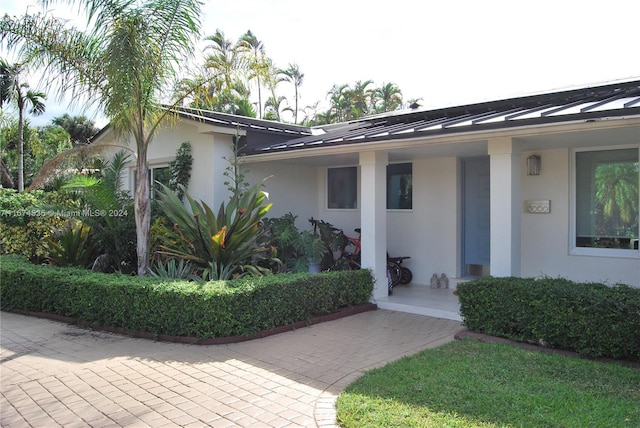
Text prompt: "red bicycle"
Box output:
[[308, 218, 405, 294]]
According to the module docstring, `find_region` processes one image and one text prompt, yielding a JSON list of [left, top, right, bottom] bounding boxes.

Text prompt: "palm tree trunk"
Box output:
[[17, 108, 24, 192], [134, 144, 151, 276]]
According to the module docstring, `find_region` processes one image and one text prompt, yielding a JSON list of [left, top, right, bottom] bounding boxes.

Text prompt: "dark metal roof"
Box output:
[[249, 79, 640, 155], [174, 107, 311, 136]]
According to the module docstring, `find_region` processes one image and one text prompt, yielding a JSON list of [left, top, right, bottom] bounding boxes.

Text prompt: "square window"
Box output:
[[387, 163, 412, 209], [327, 167, 357, 209], [575, 148, 639, 250]]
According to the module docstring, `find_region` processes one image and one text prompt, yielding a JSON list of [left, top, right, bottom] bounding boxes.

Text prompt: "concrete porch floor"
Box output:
[[375, 280, 464, 321]]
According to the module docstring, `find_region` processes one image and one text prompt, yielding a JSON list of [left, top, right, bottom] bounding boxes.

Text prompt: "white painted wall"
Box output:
[[520, 148, 639, 286], [387, 157, 459, 285], [245, 162, 319, 231]]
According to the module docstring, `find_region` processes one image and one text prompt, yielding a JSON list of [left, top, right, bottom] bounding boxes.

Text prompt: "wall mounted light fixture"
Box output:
[[527, 154, 541, 176]]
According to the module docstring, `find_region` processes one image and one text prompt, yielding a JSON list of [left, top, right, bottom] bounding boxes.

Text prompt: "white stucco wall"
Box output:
[[387, 157, 459, 285], [245, 162, 319, 231], [520, 148, 639, 286]]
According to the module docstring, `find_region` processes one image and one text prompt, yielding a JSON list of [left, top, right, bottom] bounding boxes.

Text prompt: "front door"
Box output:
[[462, 157, 490, 277]]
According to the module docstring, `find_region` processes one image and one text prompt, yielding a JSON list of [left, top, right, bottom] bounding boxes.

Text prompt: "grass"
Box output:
[[336, 339, 640, 427]]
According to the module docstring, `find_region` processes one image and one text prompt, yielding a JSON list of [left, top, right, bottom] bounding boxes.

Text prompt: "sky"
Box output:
[[2, 0, 640, 128]]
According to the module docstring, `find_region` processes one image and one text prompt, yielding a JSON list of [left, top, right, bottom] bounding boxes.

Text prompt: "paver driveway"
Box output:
[[1, 310, 462, 427]]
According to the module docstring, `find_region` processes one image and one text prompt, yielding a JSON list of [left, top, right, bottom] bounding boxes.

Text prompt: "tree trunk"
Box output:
[[17, 108, 24, 192], [134, 150, 151, 276]]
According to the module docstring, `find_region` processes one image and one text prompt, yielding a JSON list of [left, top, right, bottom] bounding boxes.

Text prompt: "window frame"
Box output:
[[570, 145, 639, 258], [387, 162, 413, 211], [326, 166, 359, 210], [132, 163, 171, 200]]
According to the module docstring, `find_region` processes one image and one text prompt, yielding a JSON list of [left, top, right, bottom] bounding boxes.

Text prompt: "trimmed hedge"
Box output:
[[457, 277, 640, 361], [0, 255, 374, 339]]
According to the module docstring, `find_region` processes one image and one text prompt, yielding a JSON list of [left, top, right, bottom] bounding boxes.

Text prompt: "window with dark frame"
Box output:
[[327, 166, 357, 209], [387, 163, 412, 210]]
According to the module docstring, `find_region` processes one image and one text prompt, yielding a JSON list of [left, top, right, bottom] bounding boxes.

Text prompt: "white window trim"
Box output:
[[569, 144, 640, 259]]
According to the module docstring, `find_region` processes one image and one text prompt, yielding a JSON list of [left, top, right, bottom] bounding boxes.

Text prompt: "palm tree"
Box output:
[[349, 79, 374, 118], [263, 94, 288, 122], [278, 63, 304, 124], [204, 29, 238, 87], [326, 83, 350, 122], [238, 30, 269, 119], [0, 58, 46, 192], [374, 82, 403, 113], [1, 0, 203, 275], [52, 113, 99, 146]]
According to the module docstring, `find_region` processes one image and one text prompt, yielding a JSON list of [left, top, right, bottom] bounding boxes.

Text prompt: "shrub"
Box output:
[[457, 277, 640, 361], [0, 189, 75, 263], [0, 255, 374, 339]]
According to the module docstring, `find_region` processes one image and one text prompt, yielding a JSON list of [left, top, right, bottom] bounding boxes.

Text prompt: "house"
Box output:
[[97, 78, 640, 307]]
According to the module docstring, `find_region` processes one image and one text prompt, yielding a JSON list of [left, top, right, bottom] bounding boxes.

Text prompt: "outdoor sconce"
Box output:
[[527, 154, 541, 176]]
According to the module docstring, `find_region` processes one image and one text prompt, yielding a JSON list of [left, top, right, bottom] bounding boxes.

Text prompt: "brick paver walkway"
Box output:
[[1, 310, 462, 427]]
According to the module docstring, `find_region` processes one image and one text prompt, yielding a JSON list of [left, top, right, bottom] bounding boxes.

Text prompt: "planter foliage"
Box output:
[[0, 255, 373, 339], [457, 276, 640, 361]]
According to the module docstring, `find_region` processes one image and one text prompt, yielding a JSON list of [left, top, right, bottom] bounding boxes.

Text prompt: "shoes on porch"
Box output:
[[430, 273, 439, 288], [440, 273, 449, 288]]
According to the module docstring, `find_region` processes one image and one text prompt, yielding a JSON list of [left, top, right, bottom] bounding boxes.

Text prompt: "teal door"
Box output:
[[462, 157, 490, 277]]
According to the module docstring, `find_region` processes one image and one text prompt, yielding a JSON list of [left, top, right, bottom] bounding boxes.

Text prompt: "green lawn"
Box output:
[[336, 339, 640, 427]]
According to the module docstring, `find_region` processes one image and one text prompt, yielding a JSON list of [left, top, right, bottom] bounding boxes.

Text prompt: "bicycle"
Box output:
[[310, 218, 403, 294]]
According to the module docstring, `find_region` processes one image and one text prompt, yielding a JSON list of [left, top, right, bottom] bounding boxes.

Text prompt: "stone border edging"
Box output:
[[7, 303, 378, 345]]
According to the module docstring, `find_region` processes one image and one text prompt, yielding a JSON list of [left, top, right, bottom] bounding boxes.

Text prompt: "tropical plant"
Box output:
[[0, 0, 204, 275], [46, 221, 94, 268], [168, 141, 193, 200], [238, 30, 270, 119], [60, 150, 136, 272], [0, 116, 43, 188], [147, 258, 199, 280], [154, 181, 277, 280], [51, 113, 99, 146], [0, 58, 46, 192], [260, 213, 328, 273], [373, 82, 403, 113], [595, 160, 639, 239]]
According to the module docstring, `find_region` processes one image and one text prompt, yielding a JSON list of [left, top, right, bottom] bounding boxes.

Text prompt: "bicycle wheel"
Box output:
[[387, 261, 402, 287], [400, 267, 413, 284]]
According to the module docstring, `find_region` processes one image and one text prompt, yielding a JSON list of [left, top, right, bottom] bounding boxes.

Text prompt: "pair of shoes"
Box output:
[[430, 273, 439, 288], [440, 273, 449, 289], [430, 273, 450, 288]]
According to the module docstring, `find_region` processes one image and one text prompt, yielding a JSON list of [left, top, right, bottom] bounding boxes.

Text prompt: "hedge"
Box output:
[[0, 255, 374, 339], [457, 276, 640, 361]]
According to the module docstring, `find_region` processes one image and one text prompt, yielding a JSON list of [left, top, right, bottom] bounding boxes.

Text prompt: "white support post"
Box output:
[[488, 138, 521, 277], [359, 151, 388, 299]]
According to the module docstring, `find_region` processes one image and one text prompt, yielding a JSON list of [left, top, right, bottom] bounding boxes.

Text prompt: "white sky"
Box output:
[[2, 0, 640, 127]]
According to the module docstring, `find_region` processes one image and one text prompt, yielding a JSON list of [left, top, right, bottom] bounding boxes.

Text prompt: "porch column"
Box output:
[[488, 137, 521, 277], [359, 151, 388, 299]]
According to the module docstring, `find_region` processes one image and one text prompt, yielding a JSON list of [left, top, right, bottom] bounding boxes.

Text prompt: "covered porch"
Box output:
[[376, 280, 464, 322]]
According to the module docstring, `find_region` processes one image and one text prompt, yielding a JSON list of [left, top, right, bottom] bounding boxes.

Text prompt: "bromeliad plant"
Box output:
[[154, 182, 278, 280]]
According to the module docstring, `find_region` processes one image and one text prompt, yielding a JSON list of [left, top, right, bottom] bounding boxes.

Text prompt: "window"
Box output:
[[575, 148, 639, 251], [327, 167, 357, 209], [150, 166, 171, 200], [387, 163, 412, 209], [135, 166, 171, 199]]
